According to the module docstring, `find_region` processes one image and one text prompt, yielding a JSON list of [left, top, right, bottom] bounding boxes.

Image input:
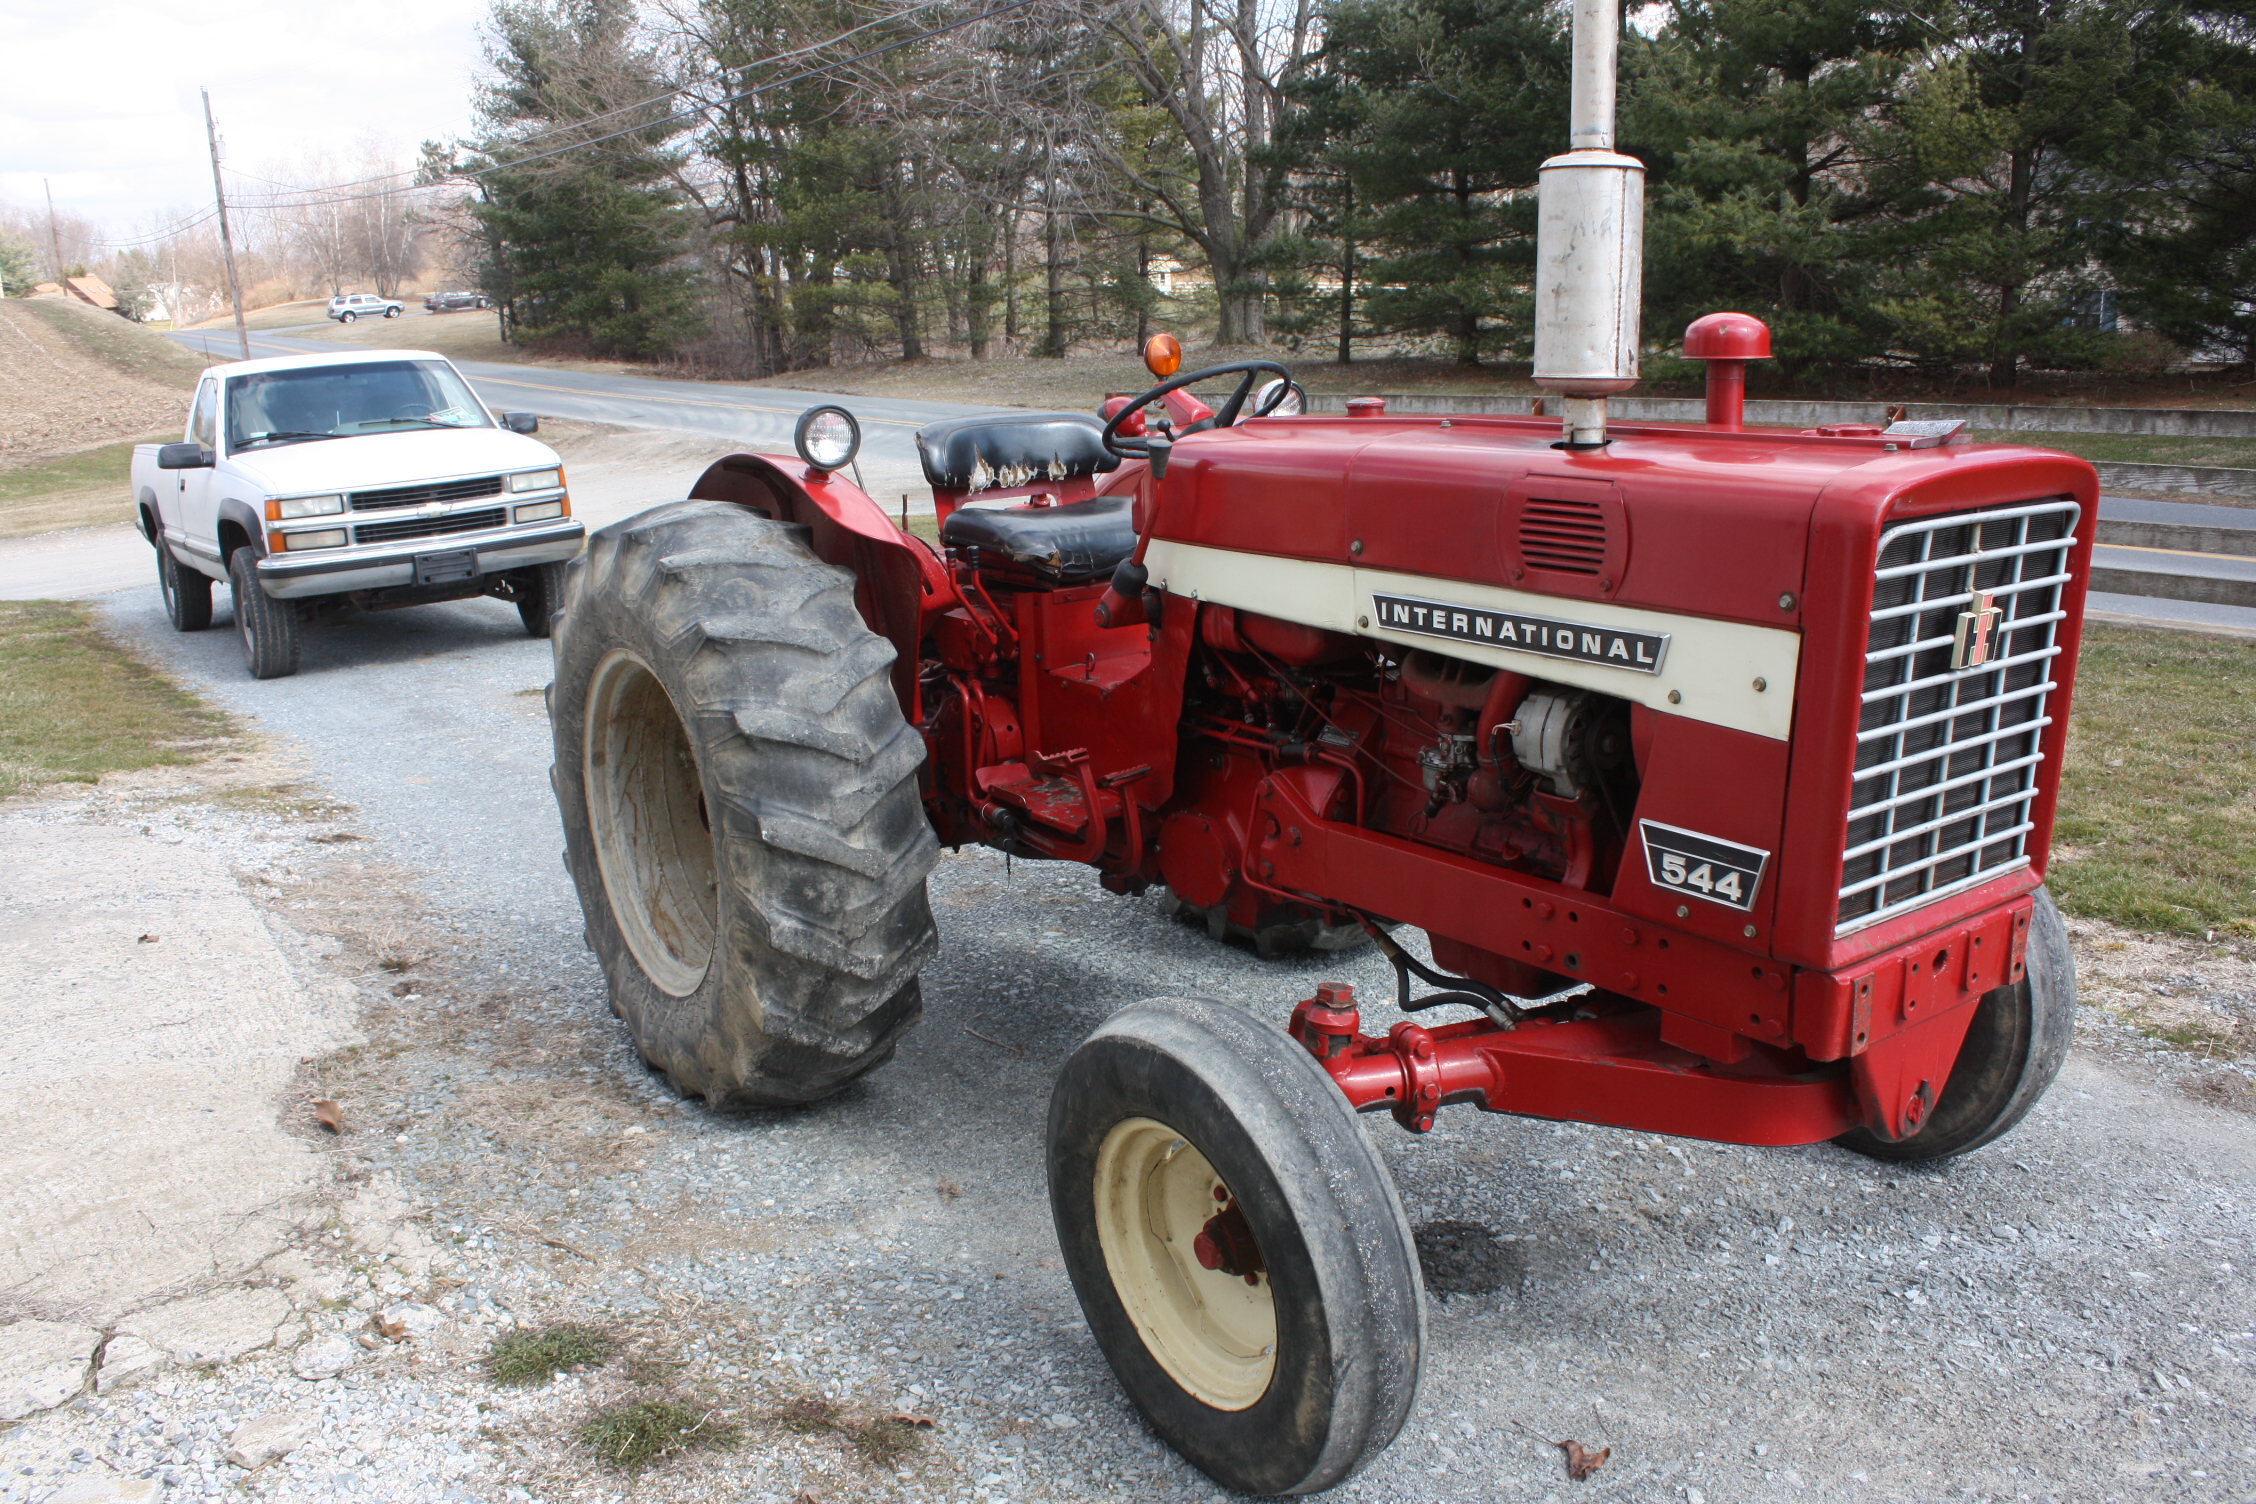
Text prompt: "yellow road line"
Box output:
[[2101, 542, 2254, 563]]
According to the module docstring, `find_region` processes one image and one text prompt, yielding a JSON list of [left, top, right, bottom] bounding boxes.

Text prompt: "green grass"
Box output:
[[1972, 430, 2256, 471], [2050, 625, 2256, 936], [0, 438, 159, 540], [0, 601, 235, 799], [580, 1397, 737, 1470], [484, 1323, 614, 1386], [768, 1393, 928, 1467], [18, 297, 206, 388]]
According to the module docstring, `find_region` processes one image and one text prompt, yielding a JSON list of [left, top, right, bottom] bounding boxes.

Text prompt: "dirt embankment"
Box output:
[[0, 297, 204, 469]]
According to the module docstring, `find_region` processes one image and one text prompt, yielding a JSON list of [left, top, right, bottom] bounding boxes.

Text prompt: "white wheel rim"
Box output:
[[1092, 1117, 1277, 1410], [583, 649, 719, 997]]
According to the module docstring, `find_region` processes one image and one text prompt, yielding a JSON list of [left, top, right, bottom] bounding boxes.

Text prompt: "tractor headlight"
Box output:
[[281, 528, 348, 551], [270, 493, 344, 521], [794, 405, 861, 474], [510, 467, 563, 492], [1255, 379, 1305, 418]]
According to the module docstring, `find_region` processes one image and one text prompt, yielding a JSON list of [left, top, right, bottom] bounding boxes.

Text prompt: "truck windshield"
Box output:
[[226, 360, 492, 450]]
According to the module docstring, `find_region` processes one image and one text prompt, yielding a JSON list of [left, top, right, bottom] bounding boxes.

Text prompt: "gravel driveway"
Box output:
[[1, 578, 2249, 1504]]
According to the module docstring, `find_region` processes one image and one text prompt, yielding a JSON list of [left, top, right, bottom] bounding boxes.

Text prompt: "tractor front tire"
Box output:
[[549, 500, 940, 1108], [1836, 886, 2075, 1163], [1048, 997, 1424, 1496]]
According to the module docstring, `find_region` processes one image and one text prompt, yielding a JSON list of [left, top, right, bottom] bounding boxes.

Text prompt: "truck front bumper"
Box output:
[[255, 520, 586, 599]]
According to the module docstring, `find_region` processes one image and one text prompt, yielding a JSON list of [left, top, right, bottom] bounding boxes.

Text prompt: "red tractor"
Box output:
[[545, 6, 2091, 1491]]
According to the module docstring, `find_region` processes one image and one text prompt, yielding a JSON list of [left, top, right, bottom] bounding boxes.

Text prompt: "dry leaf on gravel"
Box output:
[[793, 1492, 824, 1504], [137, 933, 159, 943], [891, 1414, 936, 1429], [373, 1313, 407, 1341], [1559, 1440, 1610, 1480], [314, 1099, 345, 1133]]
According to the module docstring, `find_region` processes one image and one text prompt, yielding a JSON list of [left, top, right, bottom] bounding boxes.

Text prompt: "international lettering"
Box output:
[[1369, 593, 1670, 675]]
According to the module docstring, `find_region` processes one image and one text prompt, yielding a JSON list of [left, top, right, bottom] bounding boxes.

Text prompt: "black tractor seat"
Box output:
[[940, 495, 1137, 587], [916, 411, 1120, 493]]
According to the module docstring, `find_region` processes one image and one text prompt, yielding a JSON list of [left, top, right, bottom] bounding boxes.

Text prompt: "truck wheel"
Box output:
[[340, 311, 356, 323], [384, 306, 400, 318], [227, 550, 301, 679], [1836, 887, 2075, 1163], [517, 561, 568, 638], [548, 500, 941, 1108], [1048, 997, 1423, 1496], [157, 544, 212, 632]]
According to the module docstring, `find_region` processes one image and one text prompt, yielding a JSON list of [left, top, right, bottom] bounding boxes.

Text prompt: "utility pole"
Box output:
[[44, 179, 65, 282], [202, 88, 250, 360]]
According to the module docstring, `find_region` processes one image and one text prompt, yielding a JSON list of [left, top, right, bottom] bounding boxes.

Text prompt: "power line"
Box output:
[[225, 0, 1042, 214], [207, 0, 969, 210]]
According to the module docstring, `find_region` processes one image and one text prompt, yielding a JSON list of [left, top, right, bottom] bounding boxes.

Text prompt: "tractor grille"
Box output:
[[1517, 497, 1609, 575], [1836, 499, 2080, 935], [353, 506, 508, 546], [350, 476, 503, 512]]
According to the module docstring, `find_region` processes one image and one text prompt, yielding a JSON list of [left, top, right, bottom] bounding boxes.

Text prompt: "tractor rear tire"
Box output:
[[1048, 997, 1424, 1496], [1835, 886, 2075, 1163], [548, 499, 940, 1109]]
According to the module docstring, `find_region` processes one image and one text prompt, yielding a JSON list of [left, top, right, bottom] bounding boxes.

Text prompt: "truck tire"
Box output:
[[1048, 997, 1424, 1496], [228, 549, 301, 679], [340, 310, 356, 323], [548, 499, 941, 1108], [1836, 886, 2075, 1163], [517, 561, 568, 638], [157, 544, 213, 632]]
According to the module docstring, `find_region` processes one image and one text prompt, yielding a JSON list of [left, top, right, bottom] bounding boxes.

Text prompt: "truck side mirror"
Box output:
[[157, 442, 213, 470], [502, 412, 539, 434]]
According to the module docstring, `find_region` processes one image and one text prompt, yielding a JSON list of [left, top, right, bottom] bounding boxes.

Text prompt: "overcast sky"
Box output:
[[1, 0, 492, 242]]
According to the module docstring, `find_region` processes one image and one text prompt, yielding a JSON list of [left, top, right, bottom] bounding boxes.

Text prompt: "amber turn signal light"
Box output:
[[1143, 333, 1182, 378]]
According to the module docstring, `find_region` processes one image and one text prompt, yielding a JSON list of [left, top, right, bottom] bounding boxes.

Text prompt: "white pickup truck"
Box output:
[[132, 348, 586, 679]]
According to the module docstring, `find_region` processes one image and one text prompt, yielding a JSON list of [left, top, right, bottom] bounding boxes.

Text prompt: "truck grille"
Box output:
[[353, 507, 508, 546], [1837, 499, 2080, 935], [350, 476, 503, 512]]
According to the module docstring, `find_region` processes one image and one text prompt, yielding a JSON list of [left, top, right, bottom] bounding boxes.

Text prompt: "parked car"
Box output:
[[423, 290, 491, 312], [327, 292, 403, 322], [130, 348, 584, 679]]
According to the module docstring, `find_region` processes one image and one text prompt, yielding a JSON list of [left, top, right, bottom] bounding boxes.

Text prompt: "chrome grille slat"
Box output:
[[1862, 610, 2067, 666], [1836, 499, 2079, 935], [352, 506, 510, 546]]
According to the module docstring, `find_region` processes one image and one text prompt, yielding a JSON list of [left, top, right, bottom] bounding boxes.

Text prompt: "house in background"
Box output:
[[31, 274, 121, 311]]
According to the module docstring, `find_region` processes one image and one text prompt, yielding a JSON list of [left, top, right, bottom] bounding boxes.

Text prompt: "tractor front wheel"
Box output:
[[1048, 997, 1423, 1496], [1836, 886, 2076, 1163], [548, 500, 941, 1108]]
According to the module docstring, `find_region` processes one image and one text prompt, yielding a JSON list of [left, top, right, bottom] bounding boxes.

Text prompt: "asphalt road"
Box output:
[[47, 558, 2255, 1504], [167, 319, 1006, 477]]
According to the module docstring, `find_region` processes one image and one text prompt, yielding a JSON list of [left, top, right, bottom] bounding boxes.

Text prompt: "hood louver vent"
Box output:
[[1518, 497, 1610, 575]]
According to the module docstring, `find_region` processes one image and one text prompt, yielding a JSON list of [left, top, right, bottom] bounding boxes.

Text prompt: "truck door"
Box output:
[[177, 378, 223, 575]]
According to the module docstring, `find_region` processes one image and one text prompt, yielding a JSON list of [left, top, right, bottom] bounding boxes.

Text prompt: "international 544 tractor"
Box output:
[[547, 0, 2091, 1490]]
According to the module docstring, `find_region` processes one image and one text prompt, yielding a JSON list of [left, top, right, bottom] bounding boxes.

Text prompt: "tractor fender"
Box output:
[[688, 452, 954, 721]]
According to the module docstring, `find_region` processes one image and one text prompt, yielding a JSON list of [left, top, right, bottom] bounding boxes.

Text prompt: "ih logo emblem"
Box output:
[[1952, 590, 2003, 671]]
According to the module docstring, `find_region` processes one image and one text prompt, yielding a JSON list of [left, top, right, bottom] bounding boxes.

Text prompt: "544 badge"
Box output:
[[1638, 820, 1770, 912]]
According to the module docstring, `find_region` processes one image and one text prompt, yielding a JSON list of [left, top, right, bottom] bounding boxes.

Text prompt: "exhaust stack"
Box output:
[[1532, 0, 1644, 447]]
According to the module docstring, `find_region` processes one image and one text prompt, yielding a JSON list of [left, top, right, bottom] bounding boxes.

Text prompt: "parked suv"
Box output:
[[130, 349, 584, 679], [327, 292, 403, 323], [424, 290, 491, 312]]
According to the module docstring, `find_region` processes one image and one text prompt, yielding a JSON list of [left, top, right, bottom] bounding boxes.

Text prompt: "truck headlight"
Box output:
[[269, 494, 344, 521], [514, 500, 566, 523], [281, 529, 348, 551], [510, 468, 563, 492]]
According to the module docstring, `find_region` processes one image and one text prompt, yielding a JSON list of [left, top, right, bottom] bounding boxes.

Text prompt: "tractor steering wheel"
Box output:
[[1101, 360, 1298, 459]]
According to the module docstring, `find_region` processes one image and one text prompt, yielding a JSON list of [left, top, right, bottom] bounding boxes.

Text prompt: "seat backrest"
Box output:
[[915, 412, 1120, 493]]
